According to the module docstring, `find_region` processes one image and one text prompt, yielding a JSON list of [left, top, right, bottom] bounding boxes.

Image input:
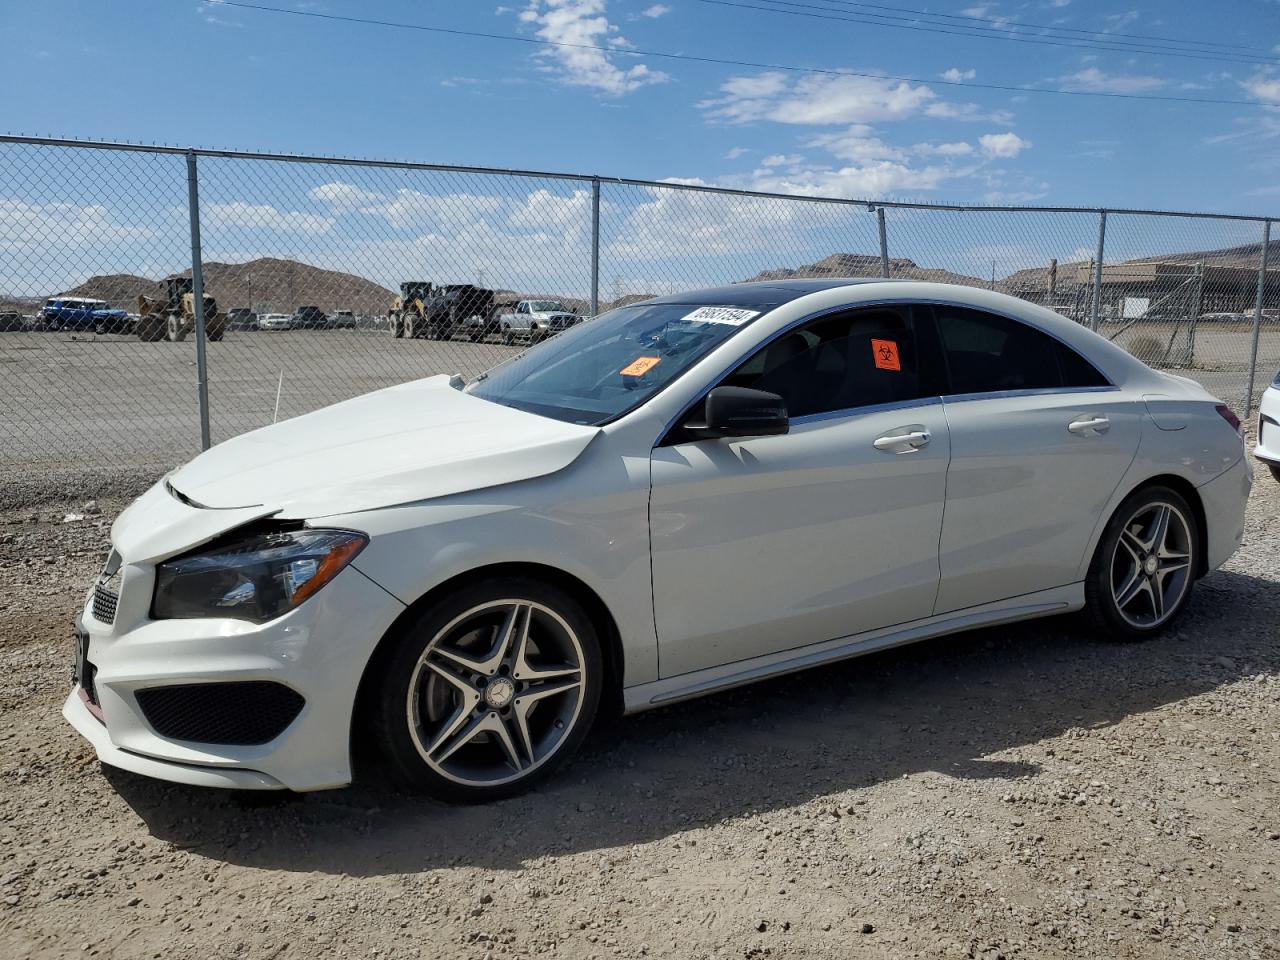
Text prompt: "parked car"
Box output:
[[41, 297, 130, 333], [329, 310, 357, 329], [497, 299, 581, 344], [227, 308, 258, 331], [258, 312, 293, 331], [1254, 369, 1280, 482], [65, 280, 1250, 802], [0, 311, 27, 332], [291, 305, 328, 329]]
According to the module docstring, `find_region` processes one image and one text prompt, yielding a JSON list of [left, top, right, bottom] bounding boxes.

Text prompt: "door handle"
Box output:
[[1068, 415, 1110, 435], [873, 428, 931, 453]]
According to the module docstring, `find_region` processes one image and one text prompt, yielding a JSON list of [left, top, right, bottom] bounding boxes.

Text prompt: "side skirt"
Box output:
[[622, 583, 1084, 714]]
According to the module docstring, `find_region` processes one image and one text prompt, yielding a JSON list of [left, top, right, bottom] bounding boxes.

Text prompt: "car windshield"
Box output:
[[468, 301, 764, 424], [528, 301, 565, 312]]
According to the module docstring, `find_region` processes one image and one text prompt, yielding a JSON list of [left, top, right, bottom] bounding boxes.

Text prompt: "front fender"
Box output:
[[328, 442, 658, 686]]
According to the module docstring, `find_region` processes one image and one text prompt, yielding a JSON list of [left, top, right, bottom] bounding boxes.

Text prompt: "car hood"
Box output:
[[167, 375, 601, 518]]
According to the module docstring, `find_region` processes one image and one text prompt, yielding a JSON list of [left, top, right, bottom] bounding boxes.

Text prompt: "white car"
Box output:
[[1255, 371, 1280, 481], [258, 312, 292, 331], [65, 280, 1252, 802]]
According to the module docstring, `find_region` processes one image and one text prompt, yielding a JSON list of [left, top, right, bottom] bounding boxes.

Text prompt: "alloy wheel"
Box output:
[[405, 600, 587, 788], [1110, 501, 1193, 628]]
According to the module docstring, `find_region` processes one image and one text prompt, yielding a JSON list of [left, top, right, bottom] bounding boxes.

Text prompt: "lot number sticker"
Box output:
[[620, 356, 662, 377], [871, 338, 902, 371], [681, 306, 759, 326]]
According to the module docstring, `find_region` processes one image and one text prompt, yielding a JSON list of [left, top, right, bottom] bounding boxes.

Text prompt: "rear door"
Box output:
[[928, 304, 1142, 613]]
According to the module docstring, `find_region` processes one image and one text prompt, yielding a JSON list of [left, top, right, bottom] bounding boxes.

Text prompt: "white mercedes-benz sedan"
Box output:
[[1254, 370, 1280, 482], [66, 280, 1253, 801]]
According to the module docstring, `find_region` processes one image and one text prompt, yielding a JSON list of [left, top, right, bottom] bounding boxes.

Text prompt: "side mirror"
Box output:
[[687, 386, 789, 439]]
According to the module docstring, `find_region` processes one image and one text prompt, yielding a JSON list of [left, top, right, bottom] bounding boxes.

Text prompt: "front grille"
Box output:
[[91, 583, 118, 625], [135, 682, 305, 745]]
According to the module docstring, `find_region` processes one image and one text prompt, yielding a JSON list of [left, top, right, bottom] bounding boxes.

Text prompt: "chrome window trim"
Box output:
[[653, 294, 1115, 446], [788, 395, 943, 427], [942, 384, 1121, 404]]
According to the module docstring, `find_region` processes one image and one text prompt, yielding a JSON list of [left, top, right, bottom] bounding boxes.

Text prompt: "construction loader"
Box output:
[[136, 277, 227, 342], [389, 281, 497, 341]]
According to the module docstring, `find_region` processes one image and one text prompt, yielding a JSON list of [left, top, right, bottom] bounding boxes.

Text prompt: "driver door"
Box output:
[[649, 305, 952, 678]]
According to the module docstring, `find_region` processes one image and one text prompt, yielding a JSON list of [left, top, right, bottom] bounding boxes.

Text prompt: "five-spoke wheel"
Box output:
[[1086, 485, 1199, 639], [372, 579, 602, 801]]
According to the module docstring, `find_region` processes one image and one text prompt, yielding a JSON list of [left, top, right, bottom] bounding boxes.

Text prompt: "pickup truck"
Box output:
[[496, 300, 581, 344], [41, 297, 132, 334]]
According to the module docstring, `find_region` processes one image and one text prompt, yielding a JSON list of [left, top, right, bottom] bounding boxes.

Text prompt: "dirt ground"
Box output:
[[1, 464, 1278, 960]]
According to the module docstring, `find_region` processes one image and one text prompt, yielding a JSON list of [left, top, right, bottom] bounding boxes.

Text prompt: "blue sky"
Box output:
[[4, 0, 1278, 211], [2, 1, 1278, 299]]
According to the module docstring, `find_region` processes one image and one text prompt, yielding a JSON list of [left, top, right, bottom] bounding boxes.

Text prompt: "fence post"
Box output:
[[1090, 210, 1107, 332], [1245, 219, 1271, 418], [876, 207, 890, 278], [185, 151, 212, 451], [590, 177, 601, 316]]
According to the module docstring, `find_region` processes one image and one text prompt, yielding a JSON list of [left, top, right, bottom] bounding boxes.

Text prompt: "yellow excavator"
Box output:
[[136, 277, 227, 342]]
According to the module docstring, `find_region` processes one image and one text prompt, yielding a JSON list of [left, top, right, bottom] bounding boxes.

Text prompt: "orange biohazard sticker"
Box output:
[[620, 356, 661, 377], [871, 338, 901, 371]]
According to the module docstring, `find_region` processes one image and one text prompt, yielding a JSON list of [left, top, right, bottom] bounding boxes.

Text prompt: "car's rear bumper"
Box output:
[[1199, 454, 1252, 572]]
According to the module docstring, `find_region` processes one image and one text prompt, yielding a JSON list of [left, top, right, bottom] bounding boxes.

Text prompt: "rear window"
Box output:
[[932, 305, 1107, 395]]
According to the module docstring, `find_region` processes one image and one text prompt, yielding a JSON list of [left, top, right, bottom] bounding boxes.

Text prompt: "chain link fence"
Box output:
[[1, 136, 1276, 505]]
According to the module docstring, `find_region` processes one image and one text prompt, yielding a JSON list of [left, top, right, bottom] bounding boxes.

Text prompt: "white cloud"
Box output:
[[0, 200, 156, 255], [724, 146, 751, 160], [701, 71, 937, 125], [760, 153, 804, 167], [940, 68, 976, 83], [924, 101, 1014, 124], [913, 141, 974, 157], [979, 132, 1032, 158], [1103, 10, 1139, 32], [1056, 67, 1165, 94], [748, 162, 953, 200], [640, 3, 670, 16], [1242, 74, 1280, 105], [365, 189, 503, 229], [205, 202, 335, 234], [520, 0, 669, 95], [806, 128, 904, 163], [309, 182, 385, 211]]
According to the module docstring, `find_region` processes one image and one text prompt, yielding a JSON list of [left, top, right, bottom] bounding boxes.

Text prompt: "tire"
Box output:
[[501, 324, 514, 346], [137, 316, 164, 342], [1084, 484, 1199, 641], [371, 576, 603, 803], [390, 314, 403, 339]]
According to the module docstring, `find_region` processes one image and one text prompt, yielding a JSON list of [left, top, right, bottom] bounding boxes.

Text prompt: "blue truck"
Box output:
[[40, 297, 132, 334]]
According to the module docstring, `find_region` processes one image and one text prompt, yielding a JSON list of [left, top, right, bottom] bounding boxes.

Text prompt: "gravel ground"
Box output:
[[1, 456, 1278, 960]]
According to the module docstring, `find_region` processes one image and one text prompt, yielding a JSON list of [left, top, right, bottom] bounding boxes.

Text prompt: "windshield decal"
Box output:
[[620, 356, 662, 377], [681, 306, 759, 326]]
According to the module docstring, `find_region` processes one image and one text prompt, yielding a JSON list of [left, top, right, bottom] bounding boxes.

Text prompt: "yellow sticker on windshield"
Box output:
[[620, 356, 661, 377]]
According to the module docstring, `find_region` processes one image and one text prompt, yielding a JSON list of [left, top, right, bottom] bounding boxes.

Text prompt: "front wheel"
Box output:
[[501, 325, 514, 346], [371, 578, 603, 802], [1084, 485, 1198, 641]]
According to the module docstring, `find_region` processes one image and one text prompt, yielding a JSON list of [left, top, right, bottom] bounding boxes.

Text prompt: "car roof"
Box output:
[[644, 278, 899, 309]]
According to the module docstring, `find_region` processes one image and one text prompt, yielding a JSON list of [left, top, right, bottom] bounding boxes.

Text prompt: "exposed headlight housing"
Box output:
[[152, 527, 367, 623]]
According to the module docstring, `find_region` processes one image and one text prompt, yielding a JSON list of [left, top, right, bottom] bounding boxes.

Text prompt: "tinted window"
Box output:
[[717, 306, 933, 419], [932, 306, 1106, 395]]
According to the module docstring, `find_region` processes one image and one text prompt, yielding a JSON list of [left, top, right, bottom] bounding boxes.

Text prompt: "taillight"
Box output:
[[1215, 404, 1241, 433]]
